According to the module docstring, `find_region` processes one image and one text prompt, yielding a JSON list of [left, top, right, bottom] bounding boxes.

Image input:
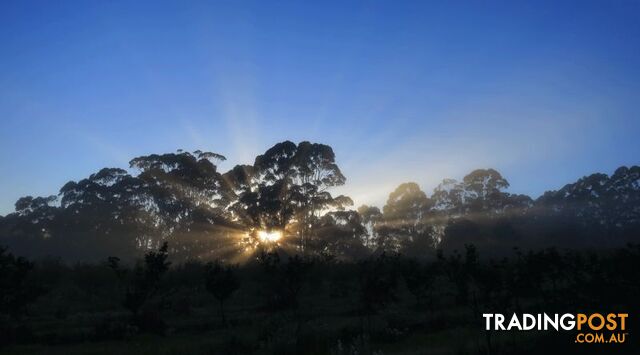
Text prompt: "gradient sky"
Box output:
[[1, 0, 639, 216]]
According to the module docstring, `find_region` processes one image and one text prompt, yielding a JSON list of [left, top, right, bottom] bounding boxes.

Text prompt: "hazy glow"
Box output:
[[257, 230, 282, 243]]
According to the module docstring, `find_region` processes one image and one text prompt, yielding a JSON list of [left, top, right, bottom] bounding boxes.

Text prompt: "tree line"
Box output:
[[0, 140, 638, 262]]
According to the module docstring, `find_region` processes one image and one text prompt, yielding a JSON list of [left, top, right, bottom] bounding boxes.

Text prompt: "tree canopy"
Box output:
[[1, 141, 639, 262]]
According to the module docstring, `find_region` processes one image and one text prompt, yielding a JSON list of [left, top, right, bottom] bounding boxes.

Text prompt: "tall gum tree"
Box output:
[[226, 141, 351, 253]]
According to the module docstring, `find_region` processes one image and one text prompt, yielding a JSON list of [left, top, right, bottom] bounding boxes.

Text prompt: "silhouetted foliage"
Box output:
[[108, 242, 171, 334], [0, 246, 41, 319], [227, 141, 352, 254], [205, 260, 239, 326], [358, 252, 399, 315], [376, 183, 433, 254], [357, 205, 382, 249], [400, 258, 434, 308], [0, 141, 639, 264], [0, 242, 638, 353], [314, 210, 369, 260], [257, 251, 313, 311]]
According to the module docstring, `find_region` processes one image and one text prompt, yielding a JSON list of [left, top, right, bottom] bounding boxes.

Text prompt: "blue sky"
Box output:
[[1, 0, 639, 215]]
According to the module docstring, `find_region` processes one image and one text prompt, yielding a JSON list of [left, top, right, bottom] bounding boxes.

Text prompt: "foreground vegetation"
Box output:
[[1, 243, 638, 354]]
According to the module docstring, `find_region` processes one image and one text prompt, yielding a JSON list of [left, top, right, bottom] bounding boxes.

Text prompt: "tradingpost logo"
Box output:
[[483, 313, 629, 344]]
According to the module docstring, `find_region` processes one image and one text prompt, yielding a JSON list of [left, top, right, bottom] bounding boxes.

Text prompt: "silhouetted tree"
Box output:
[[358, 252, 399, 316], [227, 141, 352, 253], [109, 242, 171, 333], [205, 260, 239, 326], [257, 251, 313, 312], [378, 183, 433, 255], [314, 211, 369, 260], [357, 205, 382, 249], [129, 151, 236, 259], [57, 168, 152, 260], [536, 166, 640, 247], [0, 246, 41, 319], [2, 141, 639, 263], [401, 258, 434, 309]]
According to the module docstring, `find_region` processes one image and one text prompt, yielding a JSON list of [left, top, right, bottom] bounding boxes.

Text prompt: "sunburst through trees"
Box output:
[[0, 141, 639, 263]]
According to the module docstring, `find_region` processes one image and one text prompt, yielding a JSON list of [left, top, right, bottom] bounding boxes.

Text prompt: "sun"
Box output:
[[257, 230, 283, 243]]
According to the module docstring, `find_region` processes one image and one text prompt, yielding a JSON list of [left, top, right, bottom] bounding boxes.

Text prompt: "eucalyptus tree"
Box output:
[[226, 141, 352, 253], [431, 169, 532, 218], [314, 210, 369, 260], [357, 205, 382, 249], [377, 182, 433, 254], [128, 150, 238, 260], [432, 169, 532, 254], [535, 165, 640, 247], [4, 150, 234, 261], [1, 195, 60, 257], [57, 167, 153, 259]]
